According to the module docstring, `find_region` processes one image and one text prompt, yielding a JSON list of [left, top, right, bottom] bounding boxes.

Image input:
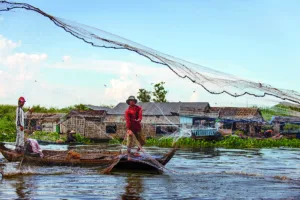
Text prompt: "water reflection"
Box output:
[[15, 176, 28, 199], [0, 146, 300, 199], [121, 174, 144, 200]]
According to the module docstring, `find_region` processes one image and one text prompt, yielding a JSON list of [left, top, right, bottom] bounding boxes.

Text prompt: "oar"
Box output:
[[101, 155, 122, 174], [18, 142, 28, 170]]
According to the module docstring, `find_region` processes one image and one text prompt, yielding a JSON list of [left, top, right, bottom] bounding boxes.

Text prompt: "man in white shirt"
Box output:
[[15, 97, 32, 153], [215, 119, 221, 130]]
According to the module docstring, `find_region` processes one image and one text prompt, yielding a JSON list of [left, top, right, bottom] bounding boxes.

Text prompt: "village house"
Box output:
[[61, 110, 109, 139], [103, 102, 212, 138], [270, 116, 300, 135], [211, 107, 264, 136], [25, 113, 66, 133], [62, 103, 265, 139]]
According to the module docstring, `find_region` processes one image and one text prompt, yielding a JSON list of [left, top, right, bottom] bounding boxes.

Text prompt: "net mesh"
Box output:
[[1, 0, 300, 105]]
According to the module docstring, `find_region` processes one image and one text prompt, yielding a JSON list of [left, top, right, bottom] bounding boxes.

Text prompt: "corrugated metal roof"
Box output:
[[211, 107, 262, 120], [85, 105, 112, 112], [67, 110, 106, 118], [108, 102, 210, 116], [104, 115, 180, 124]]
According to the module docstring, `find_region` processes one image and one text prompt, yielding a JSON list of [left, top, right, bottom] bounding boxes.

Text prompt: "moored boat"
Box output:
[[0, 143, 176, 174]]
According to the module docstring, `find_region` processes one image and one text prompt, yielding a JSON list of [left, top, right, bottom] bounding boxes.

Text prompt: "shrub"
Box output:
[[284, 123, 300, 131], [74, 133, 91, 144]]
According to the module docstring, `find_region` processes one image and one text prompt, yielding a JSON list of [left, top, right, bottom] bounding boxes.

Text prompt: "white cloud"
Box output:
[[103, 64, 141, 103], [62, 55, 71, 62], [0, 35, 280, 108], [45, 55, 280, 107], [0, 35, 48, 101], [0, 35, 21, 56]]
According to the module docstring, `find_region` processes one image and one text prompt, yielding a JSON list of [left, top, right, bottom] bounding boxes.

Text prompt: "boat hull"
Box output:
[[0, 143, 175, 173]]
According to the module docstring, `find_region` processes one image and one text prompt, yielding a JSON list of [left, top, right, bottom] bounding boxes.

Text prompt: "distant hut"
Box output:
[[178, 103, 218, 128], [270, 116, 300, 135], [26, 113, 66, 133], [104, 102, 211, 138], [63, 110, 107, 139], [211, 107, 264, 136]]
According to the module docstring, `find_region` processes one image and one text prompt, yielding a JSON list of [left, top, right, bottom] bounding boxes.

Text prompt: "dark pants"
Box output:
[[127, 131, 146, 149]]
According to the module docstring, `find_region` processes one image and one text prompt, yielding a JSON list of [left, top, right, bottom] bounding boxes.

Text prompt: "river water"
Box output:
[[0, 144, 300, 199]]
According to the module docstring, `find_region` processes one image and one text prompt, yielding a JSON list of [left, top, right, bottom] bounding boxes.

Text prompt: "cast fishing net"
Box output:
[[1, 0, 300, 105], [1, 1, 300, 174]]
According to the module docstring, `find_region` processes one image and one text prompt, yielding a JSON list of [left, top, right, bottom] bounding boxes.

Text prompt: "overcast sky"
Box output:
[[0, 0, 299, 108]]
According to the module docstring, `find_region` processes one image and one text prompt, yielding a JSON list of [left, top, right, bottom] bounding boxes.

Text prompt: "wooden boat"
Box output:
[[37, 140, 83, 145], [0, 143, 176, 174]]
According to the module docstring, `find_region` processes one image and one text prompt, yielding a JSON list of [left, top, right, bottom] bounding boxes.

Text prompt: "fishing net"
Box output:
[[1, 1, 300, 174], [1, 0, 300, 105]]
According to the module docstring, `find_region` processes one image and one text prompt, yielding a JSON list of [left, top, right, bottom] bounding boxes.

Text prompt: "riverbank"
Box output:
[[108, 136, 300, 149], [2, 131, 300, 148], [0, 131, 91, 144]]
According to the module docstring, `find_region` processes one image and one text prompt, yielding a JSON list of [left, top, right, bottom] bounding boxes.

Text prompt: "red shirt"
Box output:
[[125, 105, 142, 133]]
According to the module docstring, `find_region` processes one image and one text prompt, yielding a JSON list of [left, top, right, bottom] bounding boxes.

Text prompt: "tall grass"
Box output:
[[29, 131, 61, 142], [146, 137, 300, 148], [260, 104, 300, 121], [28, 131, 91, 144]]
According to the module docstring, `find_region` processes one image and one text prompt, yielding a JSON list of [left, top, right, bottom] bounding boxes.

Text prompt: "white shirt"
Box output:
[[15, 107, 28, 127], [215, 122, 221, 130]]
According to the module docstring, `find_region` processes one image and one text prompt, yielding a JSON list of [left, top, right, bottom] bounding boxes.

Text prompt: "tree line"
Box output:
[[137, 81, 168, 102]]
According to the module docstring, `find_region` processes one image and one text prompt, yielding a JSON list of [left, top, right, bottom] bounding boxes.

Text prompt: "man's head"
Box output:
[[18, 97, 26, 107], [126, 96, 137, 106]]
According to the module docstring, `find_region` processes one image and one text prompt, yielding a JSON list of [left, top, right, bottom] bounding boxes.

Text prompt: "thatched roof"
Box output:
[[211, 107, 263, 121], [66, 110, 106, 118], [27, 113, 66, 123], [85, 105, 112, 112], [109, 102, 210, 116]]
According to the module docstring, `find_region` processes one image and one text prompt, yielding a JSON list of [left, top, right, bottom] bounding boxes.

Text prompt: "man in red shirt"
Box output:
[[125, 96, 145, 158]]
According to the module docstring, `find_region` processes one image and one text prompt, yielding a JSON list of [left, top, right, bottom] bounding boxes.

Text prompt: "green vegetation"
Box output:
[[137, 81, 168, 102], [275, 104, 300, 113], [74, 133, 91, 144], [233, 130, 245, 135], [284, 123, 300, 131], [260, 104, 300, 121], [137, 89, 152, 102], [0, 104, 90, 134], [145, 137, 300, 148], [28, 131, 91, 144], [0, 105, 17, 135], [260, 107, 289, 121], [152, 82, 168, 102], [0, 132, 16, 142], [30, 104, 90, 113], [109, 138, 122, 144], [29, 131, 62, 142]]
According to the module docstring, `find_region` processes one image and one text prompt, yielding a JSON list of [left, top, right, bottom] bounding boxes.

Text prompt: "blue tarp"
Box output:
[[193, 117, 264, 123], [269, 116, 300, 124], [191, 128, 218, 137]]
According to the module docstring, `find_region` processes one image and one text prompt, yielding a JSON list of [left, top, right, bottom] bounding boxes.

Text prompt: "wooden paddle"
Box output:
[[18, 142, 29, 170]]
